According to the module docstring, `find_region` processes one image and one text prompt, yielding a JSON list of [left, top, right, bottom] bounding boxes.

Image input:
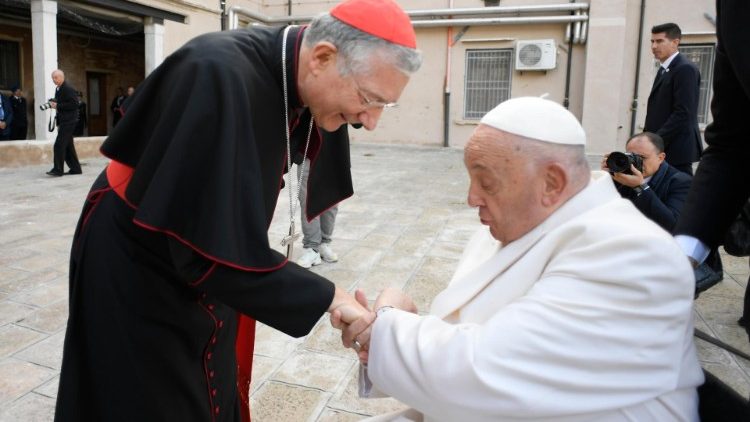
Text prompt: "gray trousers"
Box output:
[[298, 158, 338, 249]]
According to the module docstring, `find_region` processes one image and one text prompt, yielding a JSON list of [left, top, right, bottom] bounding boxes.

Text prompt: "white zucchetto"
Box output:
[[480, 97, 586, 146]]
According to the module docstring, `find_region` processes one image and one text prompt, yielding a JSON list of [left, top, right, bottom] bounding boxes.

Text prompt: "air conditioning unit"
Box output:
[[515, 40, 557, 71]]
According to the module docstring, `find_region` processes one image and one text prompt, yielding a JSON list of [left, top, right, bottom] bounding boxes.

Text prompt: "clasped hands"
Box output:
[[327, 287, 416, 363]]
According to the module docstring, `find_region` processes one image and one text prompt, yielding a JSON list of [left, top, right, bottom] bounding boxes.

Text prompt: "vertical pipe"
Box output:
[[563, 1, 575, 109], [443, 0, 454, 148], [629, 0, 647, 136]]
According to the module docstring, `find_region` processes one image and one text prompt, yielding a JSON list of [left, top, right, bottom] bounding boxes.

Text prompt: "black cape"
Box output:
[[55, 26, 353, 422]]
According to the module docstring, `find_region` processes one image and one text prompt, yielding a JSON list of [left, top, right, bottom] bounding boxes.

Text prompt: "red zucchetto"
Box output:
[[330, 0, 416, 49]]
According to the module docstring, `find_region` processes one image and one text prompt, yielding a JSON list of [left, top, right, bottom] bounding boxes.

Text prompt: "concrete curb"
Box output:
[[0, 137, 106, 168]]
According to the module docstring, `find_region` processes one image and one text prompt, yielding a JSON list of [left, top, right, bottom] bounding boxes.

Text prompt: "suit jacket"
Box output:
[[674, 1, 750, 248], [364, 172, 703, 422], [616, 161, 692, 232], [0, 94, 13, 138], [645, 53, 703, 166], [54, 81, 79, 125], [10, 95, 27, 127]]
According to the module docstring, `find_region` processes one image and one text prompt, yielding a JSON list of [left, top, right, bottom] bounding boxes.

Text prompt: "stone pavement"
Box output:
[[1, 144, 749, 421]]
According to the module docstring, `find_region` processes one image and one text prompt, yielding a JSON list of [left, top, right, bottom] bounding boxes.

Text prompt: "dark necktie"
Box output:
[[654, 66, 665, 85]]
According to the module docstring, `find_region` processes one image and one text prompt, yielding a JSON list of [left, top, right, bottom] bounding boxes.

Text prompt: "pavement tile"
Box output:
[[405, 256, 459, 312], [0, 359, 56, 405], [356, 268, 412, 300], [15, 300, 68, 334], [13, 331, 65, 370], [250, 381, 330, 422], [251, 355, 284, 394], [253, 323, 304, 360], [0, 325, 45, 359], [327, 365, 407, 417], [316, 408, 368, 422], [0, 301, 36, 327], [33, 376, 59, 399], [8, 276, 67, 308], [0, 392, 56, 422], [271, 350, 354, 392], [303, 321, 355, 359]]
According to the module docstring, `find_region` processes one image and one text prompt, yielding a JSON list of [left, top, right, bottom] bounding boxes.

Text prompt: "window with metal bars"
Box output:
[[672, 44, 715, 125], [464, 49, 513, 120], [0, 40, 20, 91]]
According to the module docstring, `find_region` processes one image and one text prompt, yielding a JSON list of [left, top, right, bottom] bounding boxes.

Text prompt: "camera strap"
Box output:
[[48, 113, 56, 132]]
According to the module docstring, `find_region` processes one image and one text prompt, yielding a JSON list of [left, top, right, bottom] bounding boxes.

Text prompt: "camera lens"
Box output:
[[606, 152, 631, 174]]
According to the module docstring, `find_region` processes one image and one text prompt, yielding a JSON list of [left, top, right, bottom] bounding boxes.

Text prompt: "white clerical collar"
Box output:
[[661, 51, 679, 69]]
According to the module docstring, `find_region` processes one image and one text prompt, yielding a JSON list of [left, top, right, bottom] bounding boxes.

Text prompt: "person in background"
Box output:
[[10, 86, 27, 140], [74, 91, 87, 137], [110, 87, 125, 127], [644, 23, 702, 175], [0, 90, 13, 141], [47, 69, 81, 176]]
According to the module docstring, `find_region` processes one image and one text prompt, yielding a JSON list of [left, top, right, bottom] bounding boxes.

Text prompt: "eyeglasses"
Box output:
[[350, 74, 398, 110]]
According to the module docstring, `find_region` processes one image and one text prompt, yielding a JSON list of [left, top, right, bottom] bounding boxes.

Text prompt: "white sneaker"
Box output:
[[318, 243, 338, 263], [297, 248, 322, 268]]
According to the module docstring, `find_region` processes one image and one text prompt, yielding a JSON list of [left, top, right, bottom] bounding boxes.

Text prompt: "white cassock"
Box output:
[[361, 171, 703, 422]]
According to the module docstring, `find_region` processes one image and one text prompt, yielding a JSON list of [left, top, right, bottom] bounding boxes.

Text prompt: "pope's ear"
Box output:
[[540, 162, 568, 207], [308, 42, 338, 75]]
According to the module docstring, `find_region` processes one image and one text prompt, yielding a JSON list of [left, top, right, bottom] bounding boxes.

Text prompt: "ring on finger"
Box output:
[[353, 339, 362, 352]]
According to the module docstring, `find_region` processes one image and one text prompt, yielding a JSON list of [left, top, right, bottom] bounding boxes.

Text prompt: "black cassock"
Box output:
[[55, 26, 353, 421]]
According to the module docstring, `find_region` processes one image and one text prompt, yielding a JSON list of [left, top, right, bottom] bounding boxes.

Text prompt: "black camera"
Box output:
[[39, 99, 55, 111], [606, 152, 643, 175]]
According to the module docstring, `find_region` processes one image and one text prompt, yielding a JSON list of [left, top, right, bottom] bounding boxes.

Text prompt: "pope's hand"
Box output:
[[374, 287, 417, 314]]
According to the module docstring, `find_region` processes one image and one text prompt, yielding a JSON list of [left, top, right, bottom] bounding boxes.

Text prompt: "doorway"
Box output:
[[86, 72, 107, 136]]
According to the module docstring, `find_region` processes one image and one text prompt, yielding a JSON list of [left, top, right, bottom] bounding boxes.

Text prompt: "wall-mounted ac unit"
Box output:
[[515, 40, 557, 71]]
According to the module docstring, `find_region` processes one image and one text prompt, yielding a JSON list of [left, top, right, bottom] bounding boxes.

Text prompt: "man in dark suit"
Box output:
[[674, 4, 750, 418], [47, 69, 82, 176], [0, 91, 13, 141], [604, 132, 692, 232], [675, 1, 750, 332], [644, 22, 702, 175], [10, 86, 28, 140]]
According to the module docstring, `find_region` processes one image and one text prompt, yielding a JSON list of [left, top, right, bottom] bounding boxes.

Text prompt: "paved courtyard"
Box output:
[[1, 143, 749, 421]]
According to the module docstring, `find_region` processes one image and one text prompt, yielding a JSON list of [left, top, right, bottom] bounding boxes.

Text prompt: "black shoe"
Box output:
[[46, 170, 63, 177], [694, 262, 723, 298], [67, 169, 82, 175]]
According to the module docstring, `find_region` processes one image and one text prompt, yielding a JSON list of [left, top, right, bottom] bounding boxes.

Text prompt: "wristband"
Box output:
[[633, 184, 650, 196], [376, 306, 395, 318]]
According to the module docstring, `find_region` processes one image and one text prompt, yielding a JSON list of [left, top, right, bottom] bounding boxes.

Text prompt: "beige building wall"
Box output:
[[1, 0, 718, 156]]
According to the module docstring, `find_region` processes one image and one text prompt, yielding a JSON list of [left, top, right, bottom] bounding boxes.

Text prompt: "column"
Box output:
[[144, 17, 165, 76], [580, 0, 630, 156], [31, 0, 58, 141]]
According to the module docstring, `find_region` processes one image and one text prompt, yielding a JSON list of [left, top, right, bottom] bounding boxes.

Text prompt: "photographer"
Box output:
[[602, 132, 691, 232], [47, 69, 81, 176]]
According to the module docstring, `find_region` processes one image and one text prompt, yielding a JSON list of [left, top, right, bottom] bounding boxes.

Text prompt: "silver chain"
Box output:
[[282, 26, 314, 248]]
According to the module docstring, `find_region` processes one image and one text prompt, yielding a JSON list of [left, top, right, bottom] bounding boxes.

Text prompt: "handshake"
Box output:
[[327, 287, 417, 363]]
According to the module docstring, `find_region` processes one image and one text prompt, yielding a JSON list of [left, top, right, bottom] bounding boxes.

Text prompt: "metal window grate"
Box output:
[[679, 44, 715, 125], [464, 49, 513, 120]]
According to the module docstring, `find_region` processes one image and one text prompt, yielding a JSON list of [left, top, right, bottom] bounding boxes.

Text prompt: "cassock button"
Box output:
[[218, 320, 224, 329], [207, 352, 213, 360], [207, 304, 215, 311], [214, 405, 220, 415], [209, 370, 215, 378], [211, 337, 217, 345], [212, 388, 217, 397]]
